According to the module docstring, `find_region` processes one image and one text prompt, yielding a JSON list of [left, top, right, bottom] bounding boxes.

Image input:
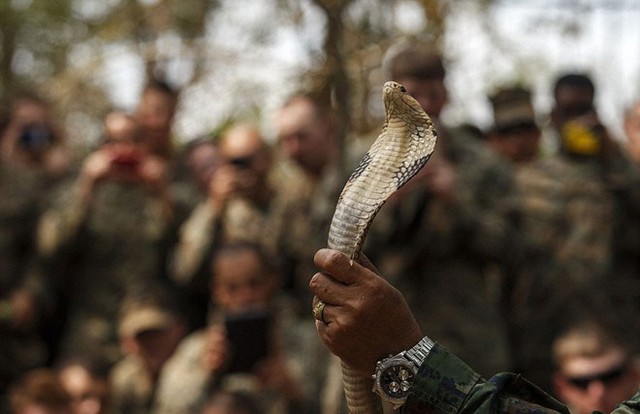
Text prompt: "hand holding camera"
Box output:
[[90, 144, 144, 182], [207, 157, 257, 210], [560, 111, 612, 158], [109, 146, 144, 171], [18, 122, 54, 154]]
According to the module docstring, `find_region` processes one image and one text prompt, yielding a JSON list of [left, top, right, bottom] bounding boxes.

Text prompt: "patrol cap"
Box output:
[[490, 86, 537, 132], [383, 40, 446, 80], [118, 301, 176, 338]]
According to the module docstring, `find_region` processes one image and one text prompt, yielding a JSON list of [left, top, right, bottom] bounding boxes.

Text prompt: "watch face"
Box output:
[[379, 361, 415, 399]]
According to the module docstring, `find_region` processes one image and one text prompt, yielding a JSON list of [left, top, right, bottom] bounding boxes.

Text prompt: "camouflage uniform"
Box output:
[[169, 193, 287, 285], [152, 304, 320, 414], [169, 156, 348, 413], [404, 339, 640, 413], [0, 161, 52, 393], [38, 179, 178, 363], [168, 164, 292, 326], [508, 147, 640, 393], [109, 355, 155, 414], [404, 340, 567, 414], [277, 160, 346, 311], [367, 125, 517, 378]]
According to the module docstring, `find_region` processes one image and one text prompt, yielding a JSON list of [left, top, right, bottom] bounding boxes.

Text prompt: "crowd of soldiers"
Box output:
[[2, 39, 640, 414]]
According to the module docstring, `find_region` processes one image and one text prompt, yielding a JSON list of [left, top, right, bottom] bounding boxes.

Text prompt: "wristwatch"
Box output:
[[372, 336, 435, 409]]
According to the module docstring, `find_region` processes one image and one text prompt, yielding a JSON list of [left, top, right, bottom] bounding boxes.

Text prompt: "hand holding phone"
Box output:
[[223, 309, 272, 374]]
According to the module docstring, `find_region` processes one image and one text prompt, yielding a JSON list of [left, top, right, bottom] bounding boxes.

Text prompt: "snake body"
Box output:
[[327, 81, 437, 413]]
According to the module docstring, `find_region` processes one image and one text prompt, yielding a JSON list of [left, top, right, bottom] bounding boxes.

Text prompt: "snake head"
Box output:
[[383, 81, 406, 108], [383, 81, 428, 119]]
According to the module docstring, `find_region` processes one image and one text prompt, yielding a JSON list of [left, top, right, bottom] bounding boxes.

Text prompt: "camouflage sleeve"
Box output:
[[37, 182, 88, 258], [152, 331, 212, 414], [452, 155, 518, 262], [167, 202, 220, 286], [612, 394, 640, 413], [403, 343, 570, 414]]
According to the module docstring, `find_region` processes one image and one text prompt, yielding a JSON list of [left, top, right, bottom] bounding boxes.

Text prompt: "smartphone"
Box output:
[[224, 309, 272, 373]]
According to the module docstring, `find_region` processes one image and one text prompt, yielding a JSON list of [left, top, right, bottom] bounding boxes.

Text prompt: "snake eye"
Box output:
[[400, 86, 407, 92]]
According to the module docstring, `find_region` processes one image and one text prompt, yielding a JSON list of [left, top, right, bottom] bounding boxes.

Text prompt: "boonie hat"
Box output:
[[490, 86, 536, 131]]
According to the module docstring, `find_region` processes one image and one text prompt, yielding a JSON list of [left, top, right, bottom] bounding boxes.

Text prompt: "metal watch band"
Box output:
[[404, 336, 435, 368]]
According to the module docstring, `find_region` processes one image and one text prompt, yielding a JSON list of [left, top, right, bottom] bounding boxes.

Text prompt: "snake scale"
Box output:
[[327, 81, 437, 413]]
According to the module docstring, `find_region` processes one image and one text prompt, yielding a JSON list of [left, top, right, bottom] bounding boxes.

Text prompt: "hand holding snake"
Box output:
[[310, 249, 423, 376], [311, 81, 437, 413]]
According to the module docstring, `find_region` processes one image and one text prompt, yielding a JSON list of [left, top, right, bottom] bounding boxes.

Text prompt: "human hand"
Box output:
[[309, 249, 423, 377], [207, 164, 252, 210], [254, 354, 303, 400], [561, 110, 616, 159], [207, 165, 236, 210], [8, 289, 38, 329], [202, 324, 230, 374], [138, 155, 169, 192], [81, 149, 113, 182]]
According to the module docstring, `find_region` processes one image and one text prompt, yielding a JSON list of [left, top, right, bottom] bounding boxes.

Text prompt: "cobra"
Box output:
[[327, 81, 437, 413]]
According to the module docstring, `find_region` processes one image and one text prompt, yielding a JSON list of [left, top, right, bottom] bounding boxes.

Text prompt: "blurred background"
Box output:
[[2, 0, 639, 147]]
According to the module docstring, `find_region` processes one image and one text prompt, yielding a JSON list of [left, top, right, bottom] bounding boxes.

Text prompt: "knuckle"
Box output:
[[324, 249, 347, 270]]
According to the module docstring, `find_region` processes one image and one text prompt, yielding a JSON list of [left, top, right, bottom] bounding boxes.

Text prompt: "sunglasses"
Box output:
[[495, 121, 539, 136], [566, 364, 629, 390]]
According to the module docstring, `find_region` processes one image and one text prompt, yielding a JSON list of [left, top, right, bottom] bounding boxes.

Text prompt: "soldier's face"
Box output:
[[59, 365, 109, 414], [134, 325, 184, 375], [277, 99, 334, 176], [551, 86, 594, 129], [489, 122, 541, 164], [553, 348, 640, 414], [212, 249, 275, 314], [135, 90, 176, 153]]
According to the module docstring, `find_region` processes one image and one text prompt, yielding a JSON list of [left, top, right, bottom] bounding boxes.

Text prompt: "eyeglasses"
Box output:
[[495, 121, 539, 136], [566, 364, 629, 390], [228, 151, 264, 169]]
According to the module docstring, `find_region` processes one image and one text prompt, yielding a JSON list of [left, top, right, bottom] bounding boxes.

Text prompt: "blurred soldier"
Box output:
[[274, 95, 361, 414], [168, 123, 290, 330], [552, 316, 640, 414], [57, 355, 112, 414], [8, 369, 74, 414], [487, 86, 541, 164], [37, 111, 179, 364], [134, 78, 197, 228], [135, 79, 179, 162], [274, 94, 348, 313], [510, 73, 640, 392], [109, 288, 186, 414], [0, 91, 71, 399], [366, 39, 516, 377], [155, 243, 313, 414]]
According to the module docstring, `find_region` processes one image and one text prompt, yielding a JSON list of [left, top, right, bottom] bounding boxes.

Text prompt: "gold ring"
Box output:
[[312, 300, 326, 323]]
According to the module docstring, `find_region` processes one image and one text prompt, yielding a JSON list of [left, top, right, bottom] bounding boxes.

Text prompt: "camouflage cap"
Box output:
[[118, 302, 175, 337], [490, 86, 536, 131]]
